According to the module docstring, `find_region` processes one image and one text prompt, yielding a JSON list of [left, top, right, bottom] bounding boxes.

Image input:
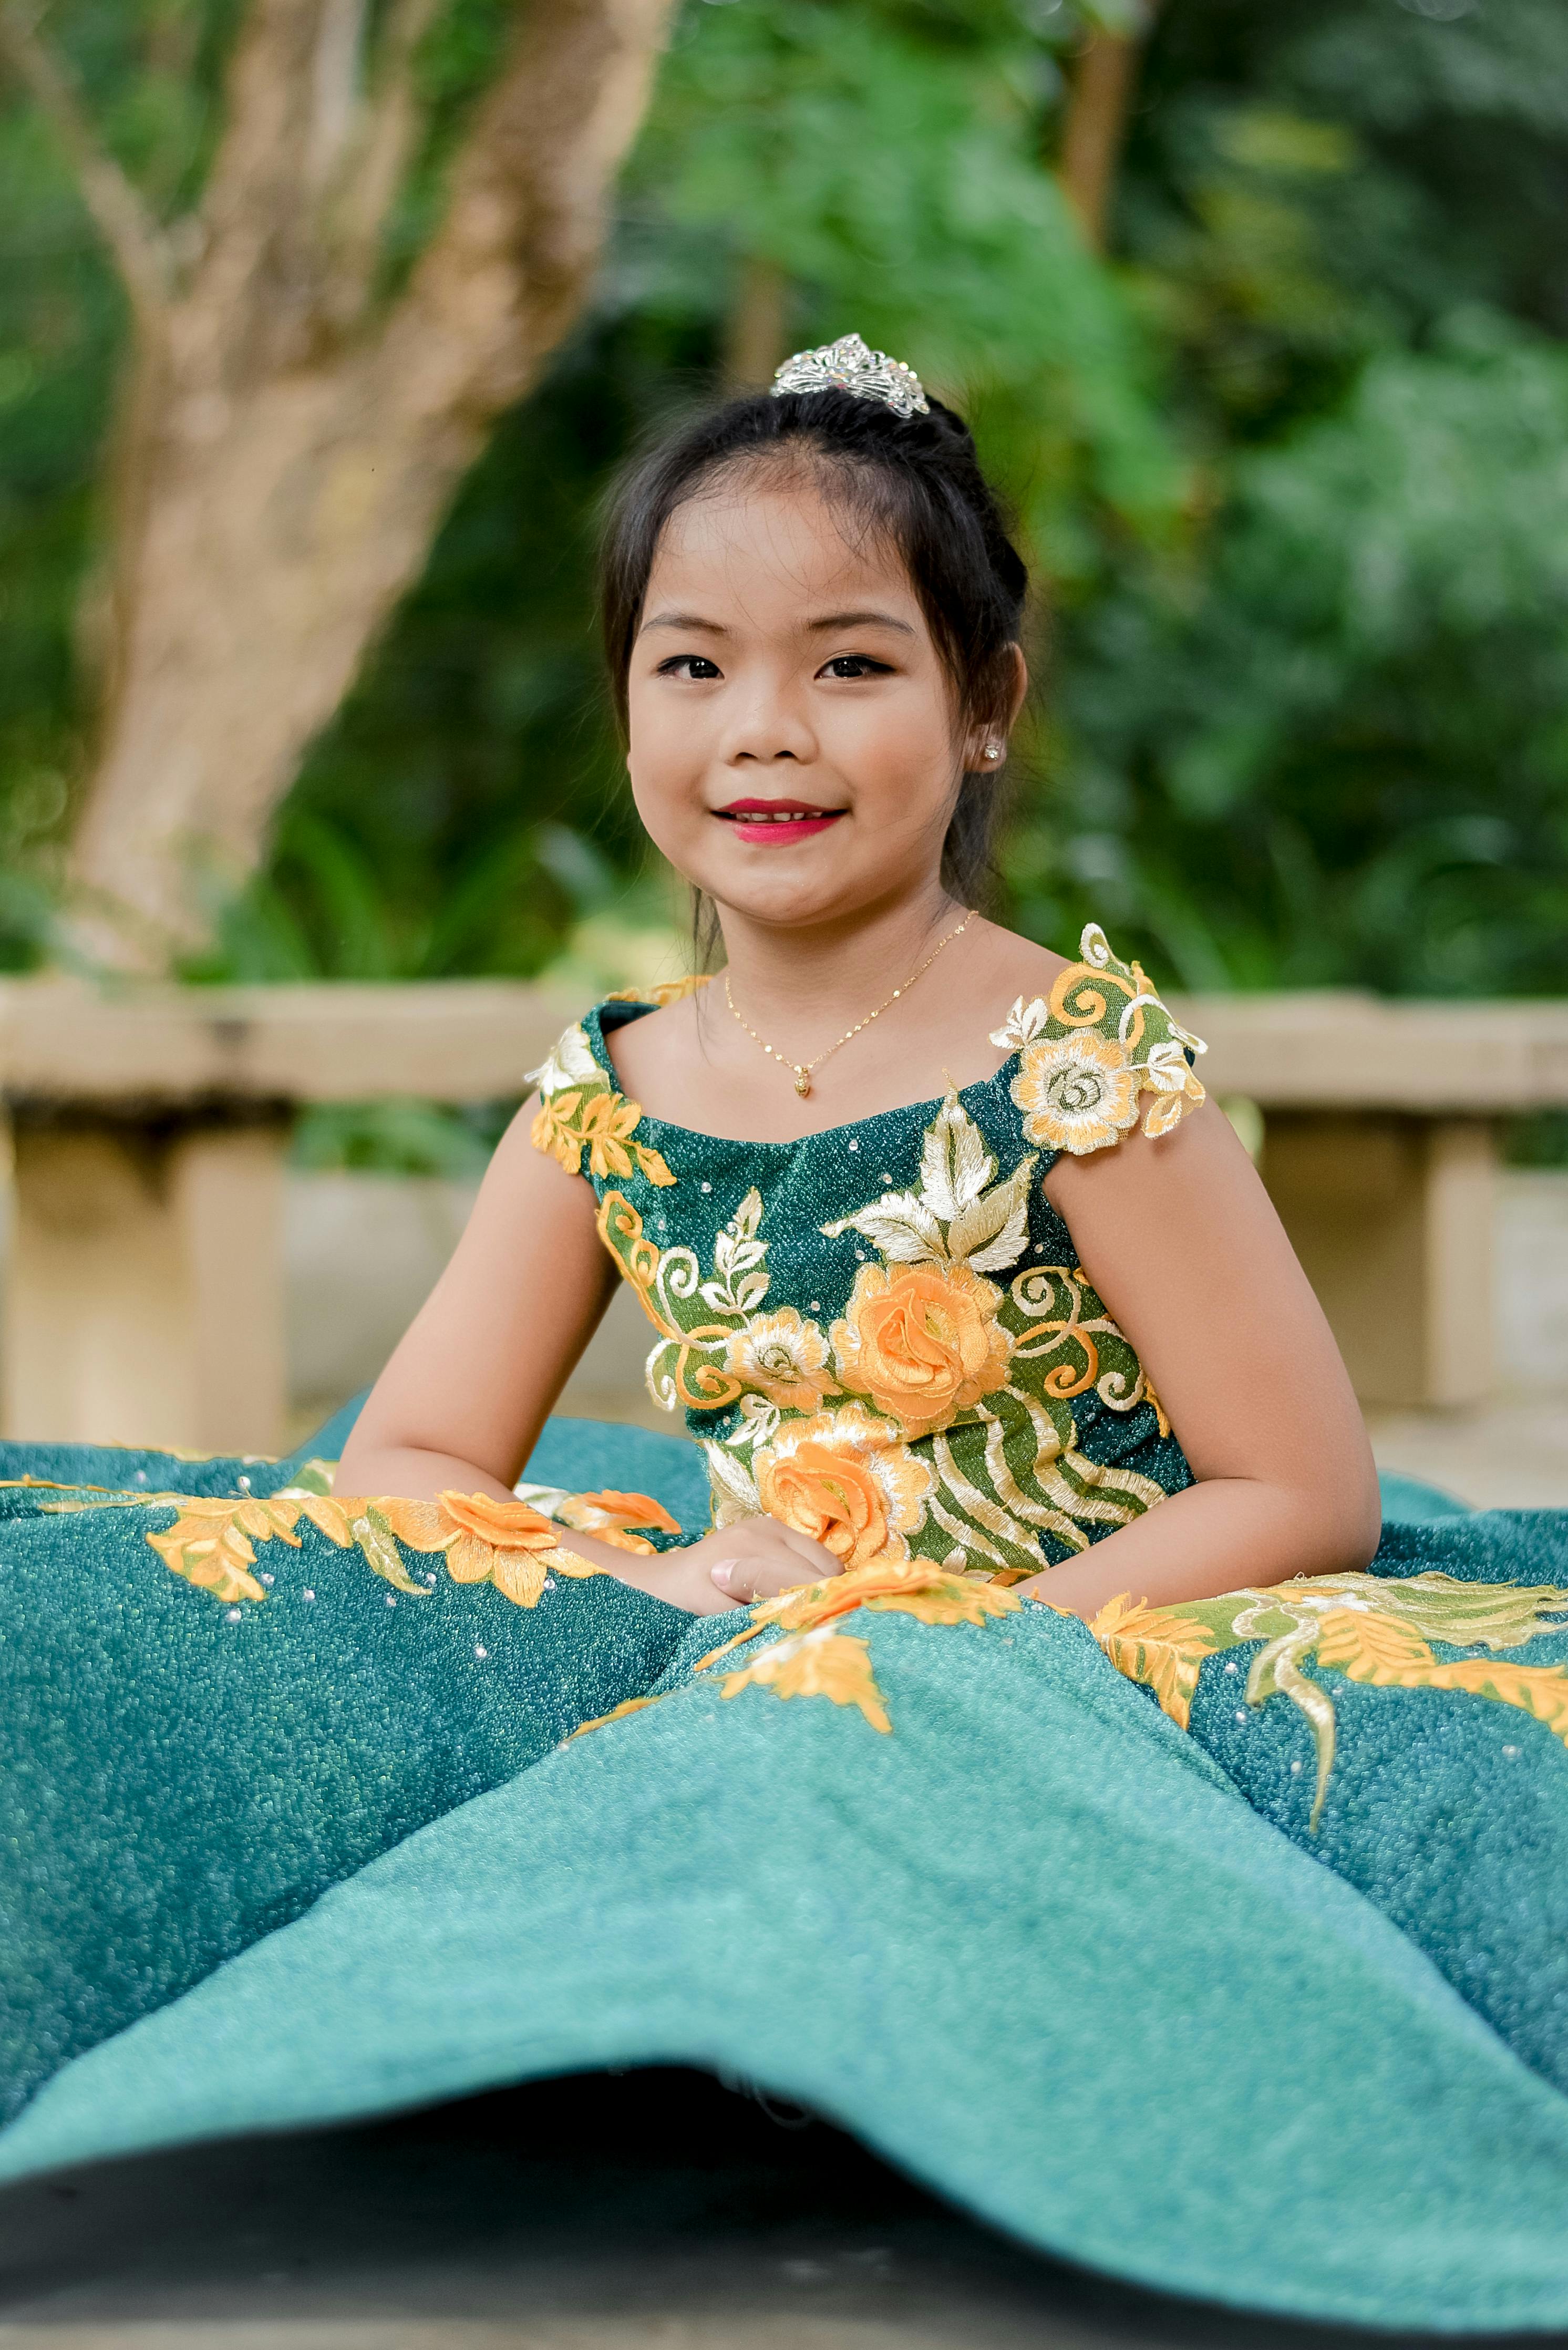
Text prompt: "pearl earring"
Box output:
[[984, 741, 1004, 761]]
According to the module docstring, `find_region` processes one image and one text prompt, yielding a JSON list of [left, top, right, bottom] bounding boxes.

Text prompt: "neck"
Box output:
[[712, 880, 965, 1034]]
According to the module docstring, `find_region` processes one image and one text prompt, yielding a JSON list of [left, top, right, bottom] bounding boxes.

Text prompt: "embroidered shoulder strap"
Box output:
[[991, 923, 1207, 1157], [525, 1017, 675, 1189]]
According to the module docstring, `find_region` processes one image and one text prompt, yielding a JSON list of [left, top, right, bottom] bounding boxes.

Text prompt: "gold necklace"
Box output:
[[723, 910, 974, 1098]]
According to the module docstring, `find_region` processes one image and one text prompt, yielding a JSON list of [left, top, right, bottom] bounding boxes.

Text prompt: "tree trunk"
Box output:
[[1058, 6, 1159, 254], [723, 256, 790, 391], [3, 0, 677, 971]]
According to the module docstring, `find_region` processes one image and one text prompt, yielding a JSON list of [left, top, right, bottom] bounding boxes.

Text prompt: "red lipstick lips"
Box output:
[[716, 797, 845, 845]]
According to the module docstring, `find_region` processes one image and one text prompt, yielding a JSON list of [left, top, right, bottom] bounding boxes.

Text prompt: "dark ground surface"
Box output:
[[0, 2069, 1562, 2348]]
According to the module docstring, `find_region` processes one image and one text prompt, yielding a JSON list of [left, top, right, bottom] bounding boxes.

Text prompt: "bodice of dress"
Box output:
[[530, 923, 1208, 1580]]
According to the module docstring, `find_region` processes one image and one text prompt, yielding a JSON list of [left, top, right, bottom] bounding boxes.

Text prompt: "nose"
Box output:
[[720, 675, 818, 767]]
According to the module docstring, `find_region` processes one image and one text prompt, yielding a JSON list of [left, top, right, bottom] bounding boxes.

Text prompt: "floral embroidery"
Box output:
[[1011, 1030, 1138, 1155], [831, 1259, 1012, 1439], [716, 1626, 892, 1733], [603, 975, 713, 1008], [32, 1481, 609, 1612], [703, 1559, 1021, 1731], [724, 1308, 838, 1414], [545, 1488, 682, 1552], [709, 1401, 935, 1569], [821, 1088, 1036, 1275], [598, 1189, 748, 1414], [1089, 1572, 1568, 1828], [593, 1081, 1172, 1578], [996, 923, 1207, 1156], [527, 1021, 674, 1188]]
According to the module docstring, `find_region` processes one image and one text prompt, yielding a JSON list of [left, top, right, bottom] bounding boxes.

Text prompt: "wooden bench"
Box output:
[[1, 978, 1564, 1454]]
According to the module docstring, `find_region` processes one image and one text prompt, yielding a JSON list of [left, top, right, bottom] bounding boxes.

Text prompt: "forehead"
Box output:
[[646, 466, 924, 624]]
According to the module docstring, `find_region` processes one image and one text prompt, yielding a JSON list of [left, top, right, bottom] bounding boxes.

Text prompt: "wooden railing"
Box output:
[[2, 977, 1563, 1454]]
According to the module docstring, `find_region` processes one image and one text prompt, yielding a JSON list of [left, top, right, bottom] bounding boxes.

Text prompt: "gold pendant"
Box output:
[[793, 1071, 811, 1097]]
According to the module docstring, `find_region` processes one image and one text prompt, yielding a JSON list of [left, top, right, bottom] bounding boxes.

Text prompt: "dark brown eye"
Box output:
[[657, 655, 722, 680], [821, 655, 892, 680]]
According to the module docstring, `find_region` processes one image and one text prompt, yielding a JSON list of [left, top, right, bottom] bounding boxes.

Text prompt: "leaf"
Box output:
[[946, 1155, 1037, 1272], [634, 1143, 676, 1188], [525, 1024, 599, 1094], [557, 1488, 683, 1538], [350, 1505, 431, 1594], [862, 1578, 1020, 1628], [820, 1193, 946, 1263], [569, 1695, 664, 1741], [144, 1496, 308, 1605], [731, 1188, 764, 1243], [988, 997, 1047, 1051], [720, 1627, 892, 1734], [696, 1558, 1018, 1671], [298, 1496, 355, 1546], [1314, 1606, 1437, 1680], [1090, 1591, 1227, 1731], [917, 1092, 995, 1220], [703, 1439, 761, 1522], [276, 1458, 338, 1497]]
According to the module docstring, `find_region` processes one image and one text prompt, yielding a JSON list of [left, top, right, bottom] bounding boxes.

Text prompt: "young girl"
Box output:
[[5, 339, 1568, 2335], [338, 335, 1380, 1623]]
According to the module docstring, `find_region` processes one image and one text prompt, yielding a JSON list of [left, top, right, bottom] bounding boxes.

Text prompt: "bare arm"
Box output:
[[337, 1100, 622, 1508], [336, 1101, 840, 1613], [1024, 1098, 1381, 1621]]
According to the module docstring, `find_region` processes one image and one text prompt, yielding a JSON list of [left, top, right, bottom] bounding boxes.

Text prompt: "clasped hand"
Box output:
[[622, 1518, 846, 1616]]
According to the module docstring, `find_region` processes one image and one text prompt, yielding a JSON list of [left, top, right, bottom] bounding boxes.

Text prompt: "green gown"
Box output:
[[4, 926, 1568, 2334]]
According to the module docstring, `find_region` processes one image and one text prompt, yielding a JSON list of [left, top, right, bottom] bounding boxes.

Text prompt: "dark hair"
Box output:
[[597, 385, 1029, 910]]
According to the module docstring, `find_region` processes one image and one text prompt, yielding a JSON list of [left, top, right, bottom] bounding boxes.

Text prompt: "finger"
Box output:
[[710, 1557, 764, 1605], [778, 1527, 845, 1578]]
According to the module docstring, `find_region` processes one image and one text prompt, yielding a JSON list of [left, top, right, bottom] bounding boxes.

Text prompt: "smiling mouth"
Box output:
[[716, 798, 847, 843]]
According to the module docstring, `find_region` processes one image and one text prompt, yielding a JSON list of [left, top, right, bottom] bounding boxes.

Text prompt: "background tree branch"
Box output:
[[1059, 2, 1161, 252], [321, 0, 445, 322], [63, 0, 679, 968], [393, 0, 676, 409], [0, 1, 172, 327]]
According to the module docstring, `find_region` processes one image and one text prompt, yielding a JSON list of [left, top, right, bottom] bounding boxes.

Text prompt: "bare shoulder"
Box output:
[[969, 918, 1075, 1008], [596, 984, 711, 1098]]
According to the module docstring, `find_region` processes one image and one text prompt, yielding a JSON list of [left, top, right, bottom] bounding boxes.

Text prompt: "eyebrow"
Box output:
[[638, 606, 917, 639], [806, 610, 916, 635]]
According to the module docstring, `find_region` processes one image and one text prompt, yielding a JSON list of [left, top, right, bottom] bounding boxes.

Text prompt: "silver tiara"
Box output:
[[770, 332, 930, 420]]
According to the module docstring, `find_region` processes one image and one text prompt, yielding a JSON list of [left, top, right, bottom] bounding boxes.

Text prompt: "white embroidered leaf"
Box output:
[[512, 1480, 571, 1517], [725, 1396, 780, 1451], [730, 1188, 764, 1242], [524, 1023, 600, 1095], [947, 1154, 1037, 1273], [705, 1440, 761, 1523], [987, 995, 1048, 1051], [821, 1192, 946, 1264], [917, 1092, 995, 1220], [716, 1239, 767, 1279], [698, 1280, 741, 1313], [644, 1339, 682, 1413], [734, 1270, 770, 1312], [1142, 1038, 1193, 1092]]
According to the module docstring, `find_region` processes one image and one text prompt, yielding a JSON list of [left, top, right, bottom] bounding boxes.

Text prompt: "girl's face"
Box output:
[[626, 467, 998, 929]]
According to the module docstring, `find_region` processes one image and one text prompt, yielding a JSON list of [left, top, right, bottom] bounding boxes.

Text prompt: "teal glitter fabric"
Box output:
[[8, 938, 1568, 2327], [8, 1569, 1568, 2334], [0, 1417, 691, 2127]]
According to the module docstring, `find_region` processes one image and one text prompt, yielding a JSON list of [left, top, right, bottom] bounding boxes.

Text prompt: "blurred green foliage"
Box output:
[[4, 0, 1568, 1013]]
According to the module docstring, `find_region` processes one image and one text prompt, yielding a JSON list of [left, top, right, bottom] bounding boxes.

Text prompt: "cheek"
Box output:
[[625, 689, 711, 837], [828, 687, 961, 818]]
